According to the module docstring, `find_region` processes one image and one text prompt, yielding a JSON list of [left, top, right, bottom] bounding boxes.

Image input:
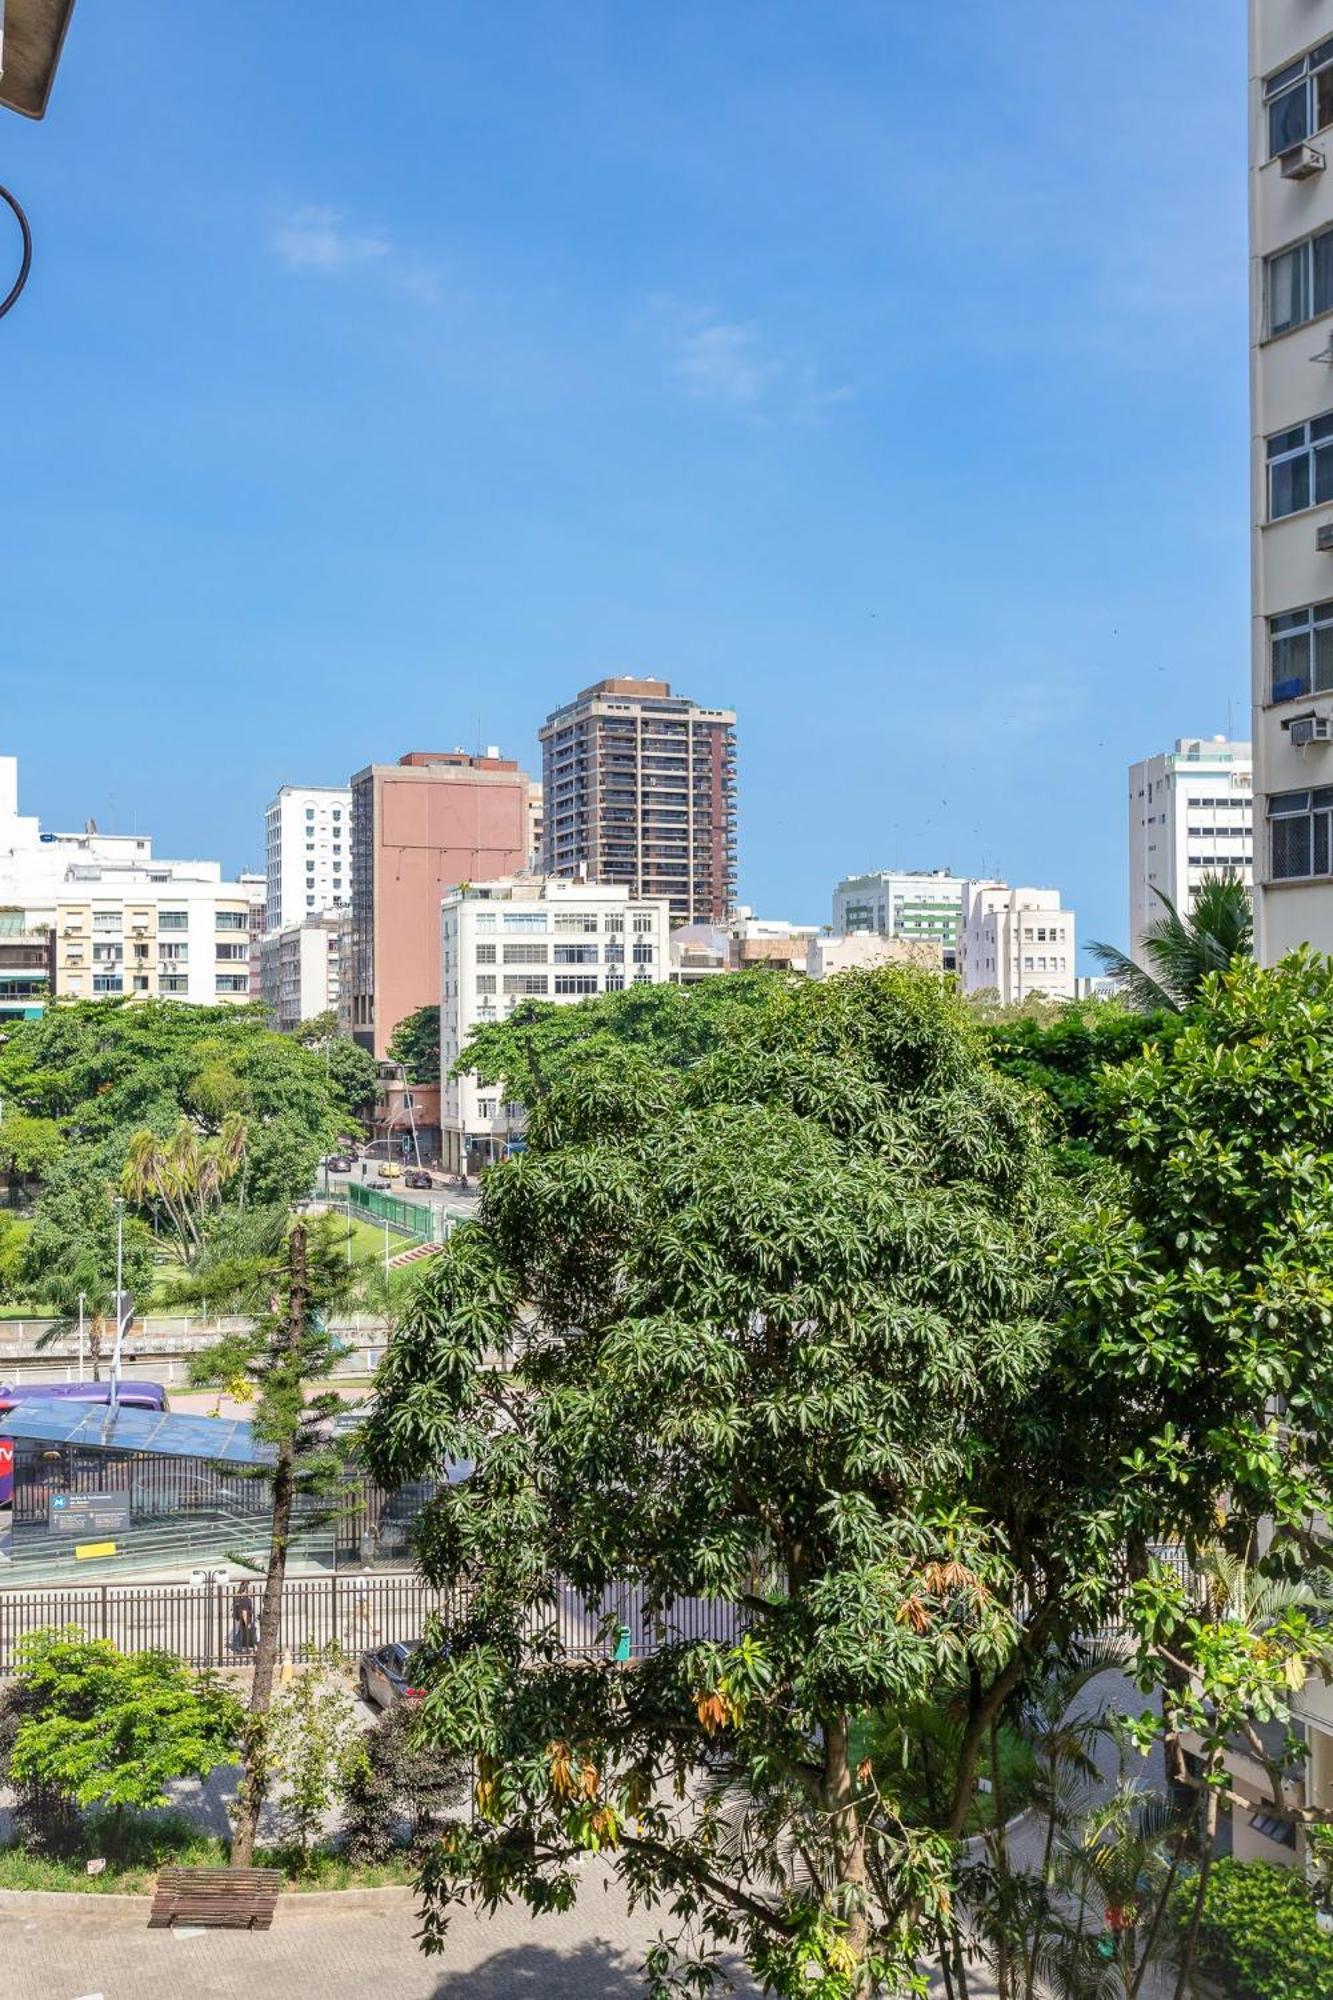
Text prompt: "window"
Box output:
[[554, 974, 598, 995], [604, 914, 625, 934], [475, 943, 497, 964], [159, 943, 188, 962], [503, 973, 548, 996], [632, 913, 654, 934], [159, 911, 188, 931], [1268, 413, 1333, 518], [216, 943, 249, 961], [332, 808, 341, 820], [475, 974, 497, 996], [553, 911, 598, 934], [160, 974, 188, 994], [476, 1099, 496, 1120], [605, 971, 625, 992], [1266, 40, 1333, 158], [474, 911, 497, 930], [93, 974, 123, 994], [306, 808, 315, 819], [1271, 601, 1333, 700], [93, 943, 122, 963], [216, 911, 247, 931], [216, 974, 249, 994], [553, 944, 597, 964], [503, 943, 548, 965], [1267, 229, 1333, 336], [502, 911, 546, 931], [632, 942, 655, 965], [1271, 787, 1333, 877]]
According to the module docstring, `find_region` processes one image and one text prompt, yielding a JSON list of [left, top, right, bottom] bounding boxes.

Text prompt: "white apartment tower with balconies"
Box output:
[[958, 882, 1077, 1006], [263, 784, 352, 932], [1128, 739, 1254, 960], [1250, 5, 1333, 959]]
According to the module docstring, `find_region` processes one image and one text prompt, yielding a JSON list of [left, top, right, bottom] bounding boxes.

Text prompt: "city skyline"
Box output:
[[2, 2, 1247, 962]]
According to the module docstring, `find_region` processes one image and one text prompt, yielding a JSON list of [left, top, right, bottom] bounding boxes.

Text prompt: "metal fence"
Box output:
[[346, 1183, 451, 1243], [0, 1570, 744, 1673]]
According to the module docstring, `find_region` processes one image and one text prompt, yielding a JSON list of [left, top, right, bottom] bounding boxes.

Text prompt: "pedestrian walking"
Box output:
[[231, 1583, 257, 1653]]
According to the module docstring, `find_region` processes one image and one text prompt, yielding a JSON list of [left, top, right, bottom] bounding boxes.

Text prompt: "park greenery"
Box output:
[[1089, 870, 1252, 1013], [0, 999, 375, 1318], [387, 1001, 442, 1086], [360, 951, 1333, 1998]]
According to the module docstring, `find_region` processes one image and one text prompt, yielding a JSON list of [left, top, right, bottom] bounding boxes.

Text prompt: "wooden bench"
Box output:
[[148, 1865, 283, 1931]]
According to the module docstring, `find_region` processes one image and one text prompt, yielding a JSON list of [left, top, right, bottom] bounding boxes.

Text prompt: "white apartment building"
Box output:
[[1250, 7, 1333, 959], [440, 877, 671, 1173], [831, 871, 965, 969], [259, 912, 343, 1034], [263, 784, 352, 931], [0, 754, 257, 1006], [1128, 739, 1254, 959], [958, 883, 1077, 1005], [806, 933, 943, 980]]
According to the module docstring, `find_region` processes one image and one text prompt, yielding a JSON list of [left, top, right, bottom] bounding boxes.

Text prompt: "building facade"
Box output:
[[0, 755, 257, 1007], [958, 883, 1077, 1005], [1128, 739, 1254, 959], [440, 877, 671, 1173], [0, 912, 54, 1022], [1250, 5, 1333, 959], [259, 912, 343, 1034], [831, 870, 966, 966], [539, 677, 737, 925], [263, 784, 352, 932], [806, 933, 943, 980], [346, 751, 533, 1057]]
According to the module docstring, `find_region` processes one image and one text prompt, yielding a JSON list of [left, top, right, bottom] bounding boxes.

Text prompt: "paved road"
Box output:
[[1, 1870, 763, 2000]]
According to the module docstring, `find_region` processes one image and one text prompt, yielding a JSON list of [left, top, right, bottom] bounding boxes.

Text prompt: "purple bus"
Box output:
[[0, 1380, 168, 1417]]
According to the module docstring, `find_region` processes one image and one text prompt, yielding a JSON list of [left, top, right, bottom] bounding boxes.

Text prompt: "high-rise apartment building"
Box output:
[[1249, 7, 1333, 959], [347, 750, 532, 1056], [831, 870, 966, 966], [958, 883, 1077, 1005], [440, 876, 671, 1173], [539, 677, 737, 925], [1128, 739, 1254, 959], [260, 912, 343, 1034], [263, 784, 352, 931]]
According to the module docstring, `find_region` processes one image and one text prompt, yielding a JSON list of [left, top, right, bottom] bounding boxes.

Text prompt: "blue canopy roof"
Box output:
[[0, 1399, 276, 1466]]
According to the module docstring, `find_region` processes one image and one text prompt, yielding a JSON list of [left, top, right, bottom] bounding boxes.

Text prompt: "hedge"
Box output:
[[1179, 1858, 1333, 2000]]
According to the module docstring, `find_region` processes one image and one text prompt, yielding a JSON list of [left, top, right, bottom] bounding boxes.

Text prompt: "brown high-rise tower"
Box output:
[[538, 677, 737, 925]]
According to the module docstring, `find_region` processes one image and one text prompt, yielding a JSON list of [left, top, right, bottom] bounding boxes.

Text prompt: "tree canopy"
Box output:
[[365, 956, 1333, 1996], [1089, 871, 1252, 1013], [387, 1003, 442, 1086]]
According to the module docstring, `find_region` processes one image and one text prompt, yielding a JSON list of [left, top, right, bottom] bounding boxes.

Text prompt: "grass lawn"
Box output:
[[0, 1810, 419, 1893]]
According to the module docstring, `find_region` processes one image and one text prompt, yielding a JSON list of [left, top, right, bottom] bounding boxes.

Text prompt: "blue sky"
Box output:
[[2, 1, 1246, 955]]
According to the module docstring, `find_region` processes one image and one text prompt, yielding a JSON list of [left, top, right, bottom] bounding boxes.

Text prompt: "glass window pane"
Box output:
[[1314, 234, 1333, 319], [1317, 813, 1332, 878], [1315, 442, 1333, 505], [1312, 411, 1333, 441], [1316, 626, 1333, 694], [1270, 791, 1312, 814], [1269, 425, 1307, 457], [1270, 245, 1309, 333], [1272, 81, 1311, 155], [1273, 630, 1312, 696], [1318, 66, 1333, 132], [1273, 813, 1313, 878], [1272, 452, 1311, 518]]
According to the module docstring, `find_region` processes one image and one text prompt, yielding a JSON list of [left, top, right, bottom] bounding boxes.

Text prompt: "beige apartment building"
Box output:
[[1250, 4, 1333, 958], [539, 677, 737, 925]]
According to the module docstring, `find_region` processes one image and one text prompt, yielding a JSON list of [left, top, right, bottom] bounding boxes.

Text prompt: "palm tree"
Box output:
[[1088, 873, 1251, 1014]]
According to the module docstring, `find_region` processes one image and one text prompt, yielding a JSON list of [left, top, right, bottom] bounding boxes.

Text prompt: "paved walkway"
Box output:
[[0, 1875, 762, 2000]]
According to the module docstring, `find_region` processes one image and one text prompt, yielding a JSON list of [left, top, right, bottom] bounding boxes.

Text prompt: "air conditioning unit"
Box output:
[[1290, 715, 1333, 747], [1317, 522, 1333, 553], [1282, 143, 1327, 181]]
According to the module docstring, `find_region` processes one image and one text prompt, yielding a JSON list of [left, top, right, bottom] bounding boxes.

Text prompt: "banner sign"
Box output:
[[50, 1490, 131, 1538]]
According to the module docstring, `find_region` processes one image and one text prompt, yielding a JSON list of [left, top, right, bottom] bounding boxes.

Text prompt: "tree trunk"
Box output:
[[229, 1226, 308, 1868], [990, 1714, 1012, 2000], [1172, 1781, 1219, 2000], [823, 1711, 869, 1966]]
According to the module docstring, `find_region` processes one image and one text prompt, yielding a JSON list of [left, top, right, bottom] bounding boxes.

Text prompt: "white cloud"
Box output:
[[654, 301, 853, 420], [270, 206, 392, 275]]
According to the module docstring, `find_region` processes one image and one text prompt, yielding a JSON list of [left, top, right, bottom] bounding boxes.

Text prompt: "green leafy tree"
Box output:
[[341, 1702, 467, 1864], [187, 1219, 357, 1867], [0, 1111, 64, 1193], [1088, 872, 1252, 1013], [387, 1003, 441, 1086], [18, 1152, 153, 1372], [121, 1113, 247, 1262], [4, 1630, 242, 1853], [295, 1012, 378, 1123], [979, 1002, 1180, 1177], [365, 967, 1082, 1994], [264, 1647, 368, 1866]]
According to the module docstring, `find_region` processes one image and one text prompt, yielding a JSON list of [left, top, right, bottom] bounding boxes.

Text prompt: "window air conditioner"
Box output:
[[1290, 715, 1333, 747], [1318, 523, 1333, 553], [1282, 143, 1326, 181]]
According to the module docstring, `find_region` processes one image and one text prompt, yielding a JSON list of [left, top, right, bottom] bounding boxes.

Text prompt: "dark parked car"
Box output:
[[403, 1169, 434, 1189], [325, 1155, 352, 1174], [359, 1640, 432, 1709]]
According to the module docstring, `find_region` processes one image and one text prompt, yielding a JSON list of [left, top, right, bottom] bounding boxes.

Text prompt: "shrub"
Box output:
[[1181, 1857, 1333, 2000], [341, 1705, 466, 1864]]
